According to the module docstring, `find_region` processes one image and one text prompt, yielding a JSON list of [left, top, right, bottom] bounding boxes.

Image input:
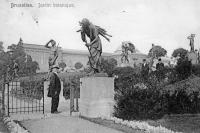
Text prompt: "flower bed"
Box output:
[[2, 116, 29, 133], [100, 116, 182, 133]]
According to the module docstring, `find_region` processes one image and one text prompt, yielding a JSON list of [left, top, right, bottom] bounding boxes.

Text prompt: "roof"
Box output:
[[22, 43, 113, 56], [23, 43, 49, 50]]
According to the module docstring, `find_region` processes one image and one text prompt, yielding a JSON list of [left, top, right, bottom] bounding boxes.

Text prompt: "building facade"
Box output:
[[23, 43, 148, 72]]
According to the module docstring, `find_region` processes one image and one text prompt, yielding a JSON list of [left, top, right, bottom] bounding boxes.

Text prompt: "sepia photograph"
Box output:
[[0, 0, 200, 133]]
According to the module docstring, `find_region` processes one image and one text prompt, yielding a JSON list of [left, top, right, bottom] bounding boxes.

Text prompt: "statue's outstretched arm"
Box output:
[[45, 40, 53, 48], [81, 31, 87, 43]]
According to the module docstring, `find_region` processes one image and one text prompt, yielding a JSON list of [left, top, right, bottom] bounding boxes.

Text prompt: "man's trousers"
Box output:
[[51, 94, 60, 113]]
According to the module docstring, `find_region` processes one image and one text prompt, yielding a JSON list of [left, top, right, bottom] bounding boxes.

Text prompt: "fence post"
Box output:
[[2, 74, 5, 114], [43, 83, 44, 114], [70, 87, 74, 116], [75, 88, 78, 111], [7, 83, 9, 116]]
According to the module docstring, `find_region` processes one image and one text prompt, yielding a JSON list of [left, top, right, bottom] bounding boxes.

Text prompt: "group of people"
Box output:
[[141, 58, 165, 81]]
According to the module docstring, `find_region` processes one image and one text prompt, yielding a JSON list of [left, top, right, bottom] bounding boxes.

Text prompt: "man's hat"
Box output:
[[51, 65, 59, 69]]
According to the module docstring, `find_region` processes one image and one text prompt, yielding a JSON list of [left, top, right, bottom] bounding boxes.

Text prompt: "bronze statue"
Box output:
[[45, 39, 59, 80], [121, 43, 129, 63], [45, 39, 59, 69], [187, 34, 195, 52], [148, 44, 156, 72], [77, 18, 111, 73], [121, 41, 135, 63], [198, 49, 200, 63], [13, 60, 19, 77], [18, 38, 23, 46]]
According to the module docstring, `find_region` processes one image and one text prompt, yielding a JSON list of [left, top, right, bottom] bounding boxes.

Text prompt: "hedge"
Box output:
[[113, 67, 200, 120], [61, 72, 87, 99]]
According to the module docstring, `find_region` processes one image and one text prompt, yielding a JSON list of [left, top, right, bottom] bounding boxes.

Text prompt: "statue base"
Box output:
[[86, 71, 108, 77], [80, 77, 114, 118], [188, 52, 198, 64]]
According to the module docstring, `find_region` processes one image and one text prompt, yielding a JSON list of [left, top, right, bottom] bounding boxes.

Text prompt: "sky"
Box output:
[[0, 0, 200, 56]]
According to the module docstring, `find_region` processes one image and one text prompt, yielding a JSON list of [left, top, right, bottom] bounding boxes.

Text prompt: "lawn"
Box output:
[[147, 114, 200, 133], [81, 114, 200, 133]]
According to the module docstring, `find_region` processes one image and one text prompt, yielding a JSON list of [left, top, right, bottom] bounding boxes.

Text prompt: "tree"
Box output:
[[0, 52, 9, 76], [0, 41, 5, 76], [0, 41, 4, 53], [18, 54, 39, 75], [175, 57, 192, 80], [148, 45, 167, 58], [172, 48, 188, 58], [59, 61, 67, 71], [0, 43, 39, 77]]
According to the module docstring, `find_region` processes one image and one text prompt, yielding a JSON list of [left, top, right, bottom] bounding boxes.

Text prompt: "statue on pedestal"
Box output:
[[77, 18, 112, 74], [121, 43, 129, 63], [187, 34, 195, 52], [13, 60, 19, 77], [45, 39, 59, 79], [18, 38, 23, 46], [198, 49, 200, 63], [120, 41, 135, 64], [45, 39, 59, 69]]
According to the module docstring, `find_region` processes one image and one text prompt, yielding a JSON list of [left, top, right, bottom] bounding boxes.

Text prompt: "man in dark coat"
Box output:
[[156, 58, 165, 81], [48, 65, 61, 113], [141, 59, 149, 81]]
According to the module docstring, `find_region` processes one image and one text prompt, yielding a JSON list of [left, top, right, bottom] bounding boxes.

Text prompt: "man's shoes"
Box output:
[[51, 111, 60, 114]]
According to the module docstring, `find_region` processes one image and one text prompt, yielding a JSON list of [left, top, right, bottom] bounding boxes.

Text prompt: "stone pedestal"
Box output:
[[80, 77, 114, 118], [43, 81, 64, 105], [188, 52, 198, 64]]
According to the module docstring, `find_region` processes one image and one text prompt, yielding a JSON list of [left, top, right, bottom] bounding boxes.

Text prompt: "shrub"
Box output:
[[63, 76, 80, 99], [172, 48, 188, 58], [59, 61, 67, 71], [101, 58, 117, 77], [113, 67, 142, 93], [113, 67, 200, 120], [85, 57, 117, 76], [18, 80, 44, 100], [192, 64, 200, 77], [164, 76, 200, 114], [175, 57, 192, 80], [114, 86, 167, 120], [148, 45, 167, 58], [62, 72, 86, 99], [74, 62, 83, 70]]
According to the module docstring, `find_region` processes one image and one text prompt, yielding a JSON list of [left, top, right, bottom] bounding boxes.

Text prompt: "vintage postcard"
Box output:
[[0, 0, 200, 133]]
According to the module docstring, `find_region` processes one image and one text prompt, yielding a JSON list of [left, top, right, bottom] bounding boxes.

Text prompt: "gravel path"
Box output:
[[0, 118, 9, 133], [21, 115, 124, 133]]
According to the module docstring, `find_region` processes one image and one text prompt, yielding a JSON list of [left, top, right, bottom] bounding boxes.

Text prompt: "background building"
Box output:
[[23, 43, 148, 72]]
